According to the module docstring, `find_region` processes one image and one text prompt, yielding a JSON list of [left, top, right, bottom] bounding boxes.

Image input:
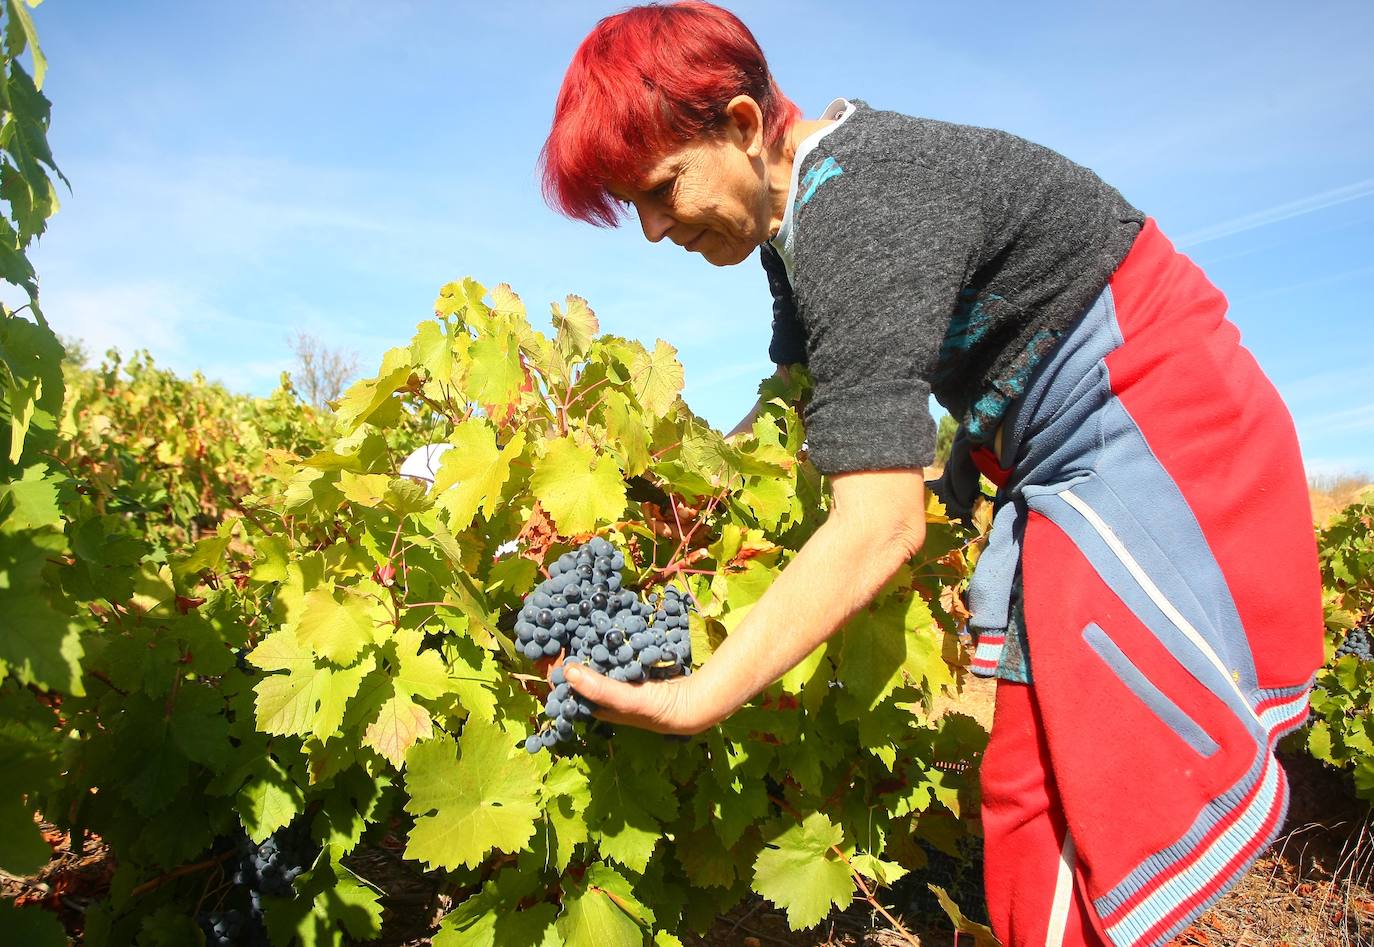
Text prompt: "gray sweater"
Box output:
[[762, 98, 1144, 474]]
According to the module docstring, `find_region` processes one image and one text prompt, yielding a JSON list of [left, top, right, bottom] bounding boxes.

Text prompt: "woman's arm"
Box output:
[[560, 466, 927, 733], [725, 364, 792, 440]]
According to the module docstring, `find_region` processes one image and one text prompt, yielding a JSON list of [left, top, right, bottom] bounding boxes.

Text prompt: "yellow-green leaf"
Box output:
[[433, 421, 525, 531], [552, 294, 599, 360], [629, 338, 684, 418], [365, 690, 433, 769], [404, 719, 545, 870], [530, 437, 626, 536], [295, 586, 376, 665], [752, 813, 854, 930]]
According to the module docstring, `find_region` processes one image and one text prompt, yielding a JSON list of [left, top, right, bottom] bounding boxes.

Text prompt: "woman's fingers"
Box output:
[[563, 663, 641, 715]]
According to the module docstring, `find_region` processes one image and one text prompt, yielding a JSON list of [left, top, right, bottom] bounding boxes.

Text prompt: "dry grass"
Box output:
[[1309, 473, 1373, 526]]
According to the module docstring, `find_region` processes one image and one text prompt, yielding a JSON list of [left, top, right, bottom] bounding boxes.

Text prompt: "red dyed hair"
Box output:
[[538, 1, 801, 227]]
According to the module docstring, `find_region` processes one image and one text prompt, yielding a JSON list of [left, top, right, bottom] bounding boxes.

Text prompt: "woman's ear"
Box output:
[[723, 94, 766, 157]]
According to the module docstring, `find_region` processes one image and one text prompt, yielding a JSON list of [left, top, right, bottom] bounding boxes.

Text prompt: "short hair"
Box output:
[[538, 1, 801, 228]]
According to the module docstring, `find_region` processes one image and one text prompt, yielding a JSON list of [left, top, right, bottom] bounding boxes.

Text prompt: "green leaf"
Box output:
[[0, 531, 85, 693], [752, 813, 854, 930], [0, 900, 66, 947], [4, 0, 46, 89], [628, 338, 684, 418], [434, 898, 559, 947], [255, 656, 373, 741], [262, 862, 384, 947], [556, 867, 645, 947], [467, 331, 524, 407], [250, 534, 290, 582], [0, 792, 50, 874], [599, 389, 651, 477], [836, 594, 912, 715], [850, 852, 909, 887], [294, 586, 377, 665], [4, 372, 39, 462], [404, 719, 544, 870], [364, 689, 433, 769], [584, 734, 678, 873], [530, 437, 626, 536], [0, 460, 59, 529], [1308, 720, 1333, 763], [541, 756, 590, 873], [334, 348, 412, 428], [433, 421, 525, 531], [237, 758, 306, 844], [392, 628, 450, 700], [552, 294, 599, 360]]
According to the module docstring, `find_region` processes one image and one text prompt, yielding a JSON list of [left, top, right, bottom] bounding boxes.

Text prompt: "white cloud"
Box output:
[[41, 279, 201, 364]]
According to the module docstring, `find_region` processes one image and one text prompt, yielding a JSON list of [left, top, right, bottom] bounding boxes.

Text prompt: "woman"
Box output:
[[536, 3, 1324, 945]]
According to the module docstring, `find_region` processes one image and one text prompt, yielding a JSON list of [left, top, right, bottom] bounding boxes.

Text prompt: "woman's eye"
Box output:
[[651, 177, 674, 198]]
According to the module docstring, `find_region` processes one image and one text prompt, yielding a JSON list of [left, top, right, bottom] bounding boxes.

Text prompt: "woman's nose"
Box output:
[[638, 205, 674, 243]]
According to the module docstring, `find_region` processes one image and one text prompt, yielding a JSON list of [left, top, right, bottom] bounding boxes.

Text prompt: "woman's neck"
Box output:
[[765, 117, 835, 241]]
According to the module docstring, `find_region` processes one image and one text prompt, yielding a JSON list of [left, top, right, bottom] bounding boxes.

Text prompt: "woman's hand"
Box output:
[[559, 662, 716, 736]]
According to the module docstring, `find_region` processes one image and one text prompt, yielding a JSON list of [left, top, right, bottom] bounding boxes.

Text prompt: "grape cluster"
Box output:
[[195, 820, 317, 945], [232, 821, 313, 900], [1336, 624, 1373, 662], [197, 907, 266, 947], [513, 537, 695, 753]]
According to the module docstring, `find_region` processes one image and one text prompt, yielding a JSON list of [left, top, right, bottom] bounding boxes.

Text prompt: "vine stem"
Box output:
[[650, 440, 681, 461], [129, 848, 237, 898], [230, 495, 275, 537], [767, 793, 922, 947], [563, 376, 612, 412]]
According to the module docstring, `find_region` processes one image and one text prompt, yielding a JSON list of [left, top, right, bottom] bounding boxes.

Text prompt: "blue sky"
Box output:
[[15, 0, 1374, 475]]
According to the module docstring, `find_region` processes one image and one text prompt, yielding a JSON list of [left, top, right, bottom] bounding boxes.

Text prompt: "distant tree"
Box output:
[[288, 331, 359, 409], [58, 332, 91, 369], [934, 412, 958, 466]]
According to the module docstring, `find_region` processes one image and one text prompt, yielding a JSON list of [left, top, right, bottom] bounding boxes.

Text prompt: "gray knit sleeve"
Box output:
[[790, 159, 980, 474]]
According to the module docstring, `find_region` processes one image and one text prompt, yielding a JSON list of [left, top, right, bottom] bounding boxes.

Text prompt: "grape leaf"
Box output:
[[364, 690, 433, 769], [0, 531, 85, 693], [752, 813, 854, 930], [0, 901, 65, 947], [256, 664, 332, 736], [433, 421, 526, 531], [530, 438, 626, 536], [334, 348, 412, 428], [466, 331, 523, 408], [0, 461, 60, 529], [598, 388, 651, 477], [0, 793, 50, 875], [295, 586, 377, 666], [262, 863, 384, 947], [541, 756, 590, 873], [238, 758, 306, 844], [628, 338, 684, 419], [584, 740, 678, 873], [404, 719, 544, 870], [249, 627, 315, 673], [552, 294, 599, 360], [392, 628, 451, 700], [556, 868, 645, 947], [434, 899, 559, 947], [313, 657, 375, 743]]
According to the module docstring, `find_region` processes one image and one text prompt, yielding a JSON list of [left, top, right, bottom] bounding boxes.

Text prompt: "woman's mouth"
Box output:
[[685, 230, 706, 251]]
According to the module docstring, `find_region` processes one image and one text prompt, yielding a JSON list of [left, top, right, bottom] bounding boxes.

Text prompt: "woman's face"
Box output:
[[608, 97, 779, 267]]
